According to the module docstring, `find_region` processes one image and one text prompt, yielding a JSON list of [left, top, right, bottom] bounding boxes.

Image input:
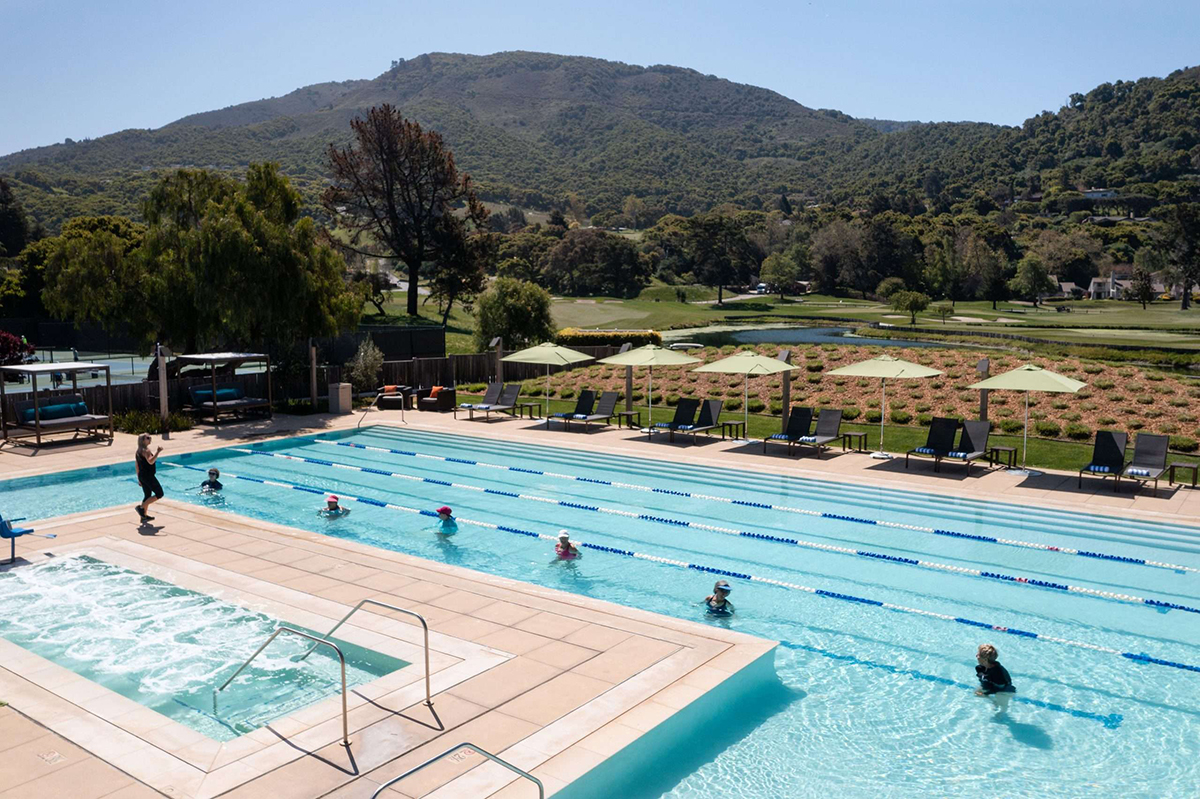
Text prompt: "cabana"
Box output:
[[0, 361, 114, 448], [177, 352, 273, 424]]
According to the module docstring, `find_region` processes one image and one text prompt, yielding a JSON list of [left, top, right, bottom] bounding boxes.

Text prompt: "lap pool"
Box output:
[[3, 425, 1199, 796]]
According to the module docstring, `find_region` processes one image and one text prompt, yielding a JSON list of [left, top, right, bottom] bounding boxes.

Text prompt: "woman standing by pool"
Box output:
[[135, 433, 163, 521]]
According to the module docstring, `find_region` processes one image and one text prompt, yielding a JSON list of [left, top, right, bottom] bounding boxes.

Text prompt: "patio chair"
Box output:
[[547, 390, 596, 429], [763, 406, 813, 455], [941, 420, 991, 477], [1121, 433, 1169, 493], [795, 409, 843, 459], [905, 417, 959, 471], [0, 515, 34, 566], [376, 385, 414, 411], [567, 391, 621, 433], [1078, 431, 1128, 489], [454, 383, 503, 418], [416, 386, 457, 412], [470, 384, 520, 420], [648, 398, 700, 440], [675, 399, 724, 444]]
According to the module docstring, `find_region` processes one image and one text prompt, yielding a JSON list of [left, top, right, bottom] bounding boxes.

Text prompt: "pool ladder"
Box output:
[[213, 600, 434, 749], [370, 742, 544, 798]]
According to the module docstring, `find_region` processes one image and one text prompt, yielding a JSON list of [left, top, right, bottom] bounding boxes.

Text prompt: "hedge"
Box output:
[[555, 328, 662, 347]]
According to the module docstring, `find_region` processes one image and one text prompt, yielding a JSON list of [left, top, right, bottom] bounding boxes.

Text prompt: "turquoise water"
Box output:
[[0, 555, 406, 741], [3, 426, 1200, 795]]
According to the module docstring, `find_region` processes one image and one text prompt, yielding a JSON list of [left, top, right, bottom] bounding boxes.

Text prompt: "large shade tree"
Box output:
[[324, 104, 488, 317]]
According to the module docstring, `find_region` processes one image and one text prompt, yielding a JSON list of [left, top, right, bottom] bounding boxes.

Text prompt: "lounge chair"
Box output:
[[376, 384, 414, 411], [417, 386, 457, 412], [674, 399, 724, 444], [567, 391, 620, 432], [1121, 433, 1169, 493], [454, 383, 503, 418], [11, 393, 112, 444], [547, 390, 595, 429], [906, 417, 959, 471], [1078, 431, 1128, 489], [187, 383, 271, 423], [0, 515, 34, 566], [466, 384, 520, 420], [941, 420, 991, 477], [764, 406, 813, 455], [648, 398, 699, 440], [795, 409, 843, 459]]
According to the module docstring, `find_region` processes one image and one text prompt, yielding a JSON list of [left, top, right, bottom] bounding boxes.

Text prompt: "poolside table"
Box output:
[[841, 431, 868, 452], [988, 445, 1017, 469], [720, 420, 747, 440], [1169, 461, 1198, 488], [615, 410, 641, 429], [514, 401, 542, 420]]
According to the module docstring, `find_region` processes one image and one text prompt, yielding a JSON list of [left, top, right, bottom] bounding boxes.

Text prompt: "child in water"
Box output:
[[704, 581, 735, 615], [974, 643, 1015, 710], [555, 530, 581, 560], [200, 468, 223, 493], [435, 506, 458, 534], [318, 494, 350, 518]]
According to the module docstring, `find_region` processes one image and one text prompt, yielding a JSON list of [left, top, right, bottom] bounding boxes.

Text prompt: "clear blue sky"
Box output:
[[3, 0, 1198, 156]]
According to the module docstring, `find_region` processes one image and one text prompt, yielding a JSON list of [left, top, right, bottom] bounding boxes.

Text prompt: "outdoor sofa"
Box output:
[[11, 393, 112, 444], [186, 383, 271, 423]]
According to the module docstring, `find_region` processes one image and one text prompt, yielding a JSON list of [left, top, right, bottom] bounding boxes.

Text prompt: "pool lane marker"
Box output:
[[312, 438, 1198, 576], [163, 461, 1200, 676], [235, 448, 1200, 616]]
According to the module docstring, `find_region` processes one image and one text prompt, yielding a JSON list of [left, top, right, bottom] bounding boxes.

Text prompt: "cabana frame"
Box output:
[[176, 352, 273, 424], [0, 361, 115, 448]]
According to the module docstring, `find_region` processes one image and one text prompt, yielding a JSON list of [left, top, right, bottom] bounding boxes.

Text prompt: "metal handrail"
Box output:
[[370, 742, 544, 799], [214, 626, 351, 747], [298, 599, 433, 709]]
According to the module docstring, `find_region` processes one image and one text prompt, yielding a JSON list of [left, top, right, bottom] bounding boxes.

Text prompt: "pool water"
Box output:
[[0, 555, 406, 741], [3, 426, 1200, 795]]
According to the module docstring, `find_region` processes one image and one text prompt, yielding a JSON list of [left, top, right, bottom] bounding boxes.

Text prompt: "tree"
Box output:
[[352, 270, 393, 315], [622, 195, 646, 229], [932, 302, 954, 324], [426, 231, 494, 325], [759, 252, 801, 300], [0, 177, 43, 314], [474, 278, 554, 350], [683, 213, 755, 304], [1007, 254, 1057, 307], [974, 247, 1011, 310], [1165, 204, 1200, 310], [1028, 229, 1110, 288], [875, 277, 905, 299], [923, 232, 972, 306], [777, 192, 793, 217], [324, 104, 487, 317], [346, 336, 384, 393], [810, 220, 862, 295], [1128, 261, 1156, 310], [890, 290, 930, 325], [541, 229, 649, 297]]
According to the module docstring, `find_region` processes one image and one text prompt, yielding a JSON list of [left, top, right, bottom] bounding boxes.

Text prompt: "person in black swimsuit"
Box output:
[[135, 433, 164, 521], [975, 643, 1015, 709]]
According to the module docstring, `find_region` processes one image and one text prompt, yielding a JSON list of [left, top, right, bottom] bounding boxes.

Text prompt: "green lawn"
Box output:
[[458, 393, 1200, 473]]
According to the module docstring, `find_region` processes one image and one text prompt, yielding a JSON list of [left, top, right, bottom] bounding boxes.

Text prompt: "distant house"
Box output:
[[1087, 275, 1132, 300], [1083, 188, 1118, 200]]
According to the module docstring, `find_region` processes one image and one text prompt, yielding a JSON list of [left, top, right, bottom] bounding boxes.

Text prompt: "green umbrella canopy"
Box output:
[[597, 344, 701, 367], [826, 354, 943, 379], [691, 352, 800, 376], [968, 364, 1086, 393], [501, 342, 593, 366]]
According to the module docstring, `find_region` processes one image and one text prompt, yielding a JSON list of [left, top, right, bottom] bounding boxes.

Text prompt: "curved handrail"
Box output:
[[370, 742, 544, 799], [298, 598, 433, 708], [214, 626, 351, 747]]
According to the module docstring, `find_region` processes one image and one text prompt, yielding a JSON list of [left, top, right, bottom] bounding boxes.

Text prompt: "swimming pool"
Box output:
[[4, 425, 1200, 796], [0, 554, 406, 741]]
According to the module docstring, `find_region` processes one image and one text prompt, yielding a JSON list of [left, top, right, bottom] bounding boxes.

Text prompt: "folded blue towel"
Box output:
[[768, 433, 789, 440], [915, 447, 936, 454], [1086, 465, 1110, 473], [799, 435, 817, 443], [1127, 467, 1152, 477], [459, 403, 476, 409], [678, 424, 695, 430], [550, 412, 569, 418], [653, 422, 672, 428], [572, 414, 588, 419], [947, 451, 968, 458]]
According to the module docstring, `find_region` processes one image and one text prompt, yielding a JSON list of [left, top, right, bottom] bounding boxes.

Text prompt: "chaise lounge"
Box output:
[[566, 391, 620, 433], [546, 390, 595, 429], [11, 394, 113, 445], [1078, 430, 1128, 490], [795, 408, 842, 459], [454, 383, 503, 418], [906, 417, 959, 472], [940, 419, 991, 477], [648, 398, 699, 441], [673, 399, 724, 445], [462, 384, 519, 420], [764, 406, 813, 455], [1120, 432, 1169, 493], [187, 383, 272, 423]]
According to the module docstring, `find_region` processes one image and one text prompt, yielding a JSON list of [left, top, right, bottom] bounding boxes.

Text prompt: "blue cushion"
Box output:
[[768, 433, 788, 440], [678, 424, 695, 431], [572, 413, 588, 419], [915, 446, 936, 454], [1086, 465, 1110, 474], [73, 401, 89, 416], [653, 422, 672, 428], [17, 408, 34, 424], [947, 451, 968, 458], [32, 403, 77, 421], [193, 389, 214, 403], [1127, 467, 1151, 477], [216, 387, 241, 401], [799, 435, 817, 443]]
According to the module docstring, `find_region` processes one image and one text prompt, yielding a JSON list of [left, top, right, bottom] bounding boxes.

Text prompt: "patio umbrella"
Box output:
[[969, 364, 1086, 473], [691, 352, 800, 440], [501, 343, 594, 418], [598, 345, 701, 428], [827, 354, 943, 459]]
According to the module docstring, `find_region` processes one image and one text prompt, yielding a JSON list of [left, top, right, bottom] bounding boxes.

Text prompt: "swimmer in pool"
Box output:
[[435, 505, 458, 534], [555, 530, 581, 560], [704, 581, 734, 615], [318, 494, 350, 518], [974, 643, 1015, 710], [200, 468, 223, 493]]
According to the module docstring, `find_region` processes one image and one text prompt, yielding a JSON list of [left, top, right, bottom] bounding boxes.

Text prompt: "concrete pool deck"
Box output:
[[3, 407, 1200, 797]]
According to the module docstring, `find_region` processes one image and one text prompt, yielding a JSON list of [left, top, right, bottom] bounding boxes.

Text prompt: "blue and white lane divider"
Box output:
[[236, 448, 1200, 616], [313, 438, 1198, 575], [163, 461, 1200, 675]]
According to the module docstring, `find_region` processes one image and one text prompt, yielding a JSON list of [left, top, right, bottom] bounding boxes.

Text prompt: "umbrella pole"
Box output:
[[1022, 391, 1029, 470], [743, 375, 749, 438], [647, 367, 653, 428], [545, 365, 551, 425], [871, 377, 891, 459]]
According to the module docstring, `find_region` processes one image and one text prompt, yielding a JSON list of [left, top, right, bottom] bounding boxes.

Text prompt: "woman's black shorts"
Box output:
[[141, 476, 164, 501]]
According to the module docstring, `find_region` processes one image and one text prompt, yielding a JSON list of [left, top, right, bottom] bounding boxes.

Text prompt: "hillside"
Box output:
[[3, 52, 1199, 231]]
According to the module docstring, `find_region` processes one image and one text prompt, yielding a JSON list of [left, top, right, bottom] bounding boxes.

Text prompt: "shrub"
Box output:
[[1065, 423, 1091, 441], [995, 407, 1014, 417], [112, 410, 194, 434], [841, 406, 862, 421], [1144, 409, 1164, 418], [1034, 420, 1061, 437], [1190, 388, 1200, 399], [630, 391, 644, 401], [1171, 436, 1200, 453], [865, 410, 883, 423], [1052, 401, 1069, 410], [1080, 402, 1098, 411], [465, 382, 487, 393], [833, 378, 847, 386], [889, 409, 912, 424], [1128, 421, 1145, 430], [1060, 412, 1082, 422], [665, 394, 679, 406], [346, 336, 384, 393], [805, 362, 824, 373], [915, 403, 931, 413], [1075, 389, 1093, 399], [747, 398, 766, 413], [1082, 364, 1105, 374], [1136, 396, 1155, 405], [556, 328, 661, 347], [1155, 385, 1175, 395], [908, 391, 925, 399], [1170, 398, 1189, 407], [1180, 413, 1198, 423], [806, 375, 822, 384], [559, 388, 575, 400], [1094, 379, 1115, 390], [867, 399, 880, 408], [1097, 416, 1117, 426], [725, 398, 743, 411], [1159, 423, 1179, 434], [917, 413, 933, 426], [526, 384, 544, 397], [769, 401, 783, 415], [999, 419, 1024, 433], [856, 379, 870, 388], [725, 387, 741, 397], [930, 380, 946, 390], [769, 391, 783, 401], [1117, 368, 1134, 377], [1119, 406, 1138, 415], [1108, 393, 1125, 403], [942, 405, 956, 413], [1145, 372, 1165, 382], [681, 385, 697, 395], [990, 394, 1008, 405]]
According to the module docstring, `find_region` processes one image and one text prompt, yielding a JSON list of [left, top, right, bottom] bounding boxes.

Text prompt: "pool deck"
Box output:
[[3, 408, 1200, 797]]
